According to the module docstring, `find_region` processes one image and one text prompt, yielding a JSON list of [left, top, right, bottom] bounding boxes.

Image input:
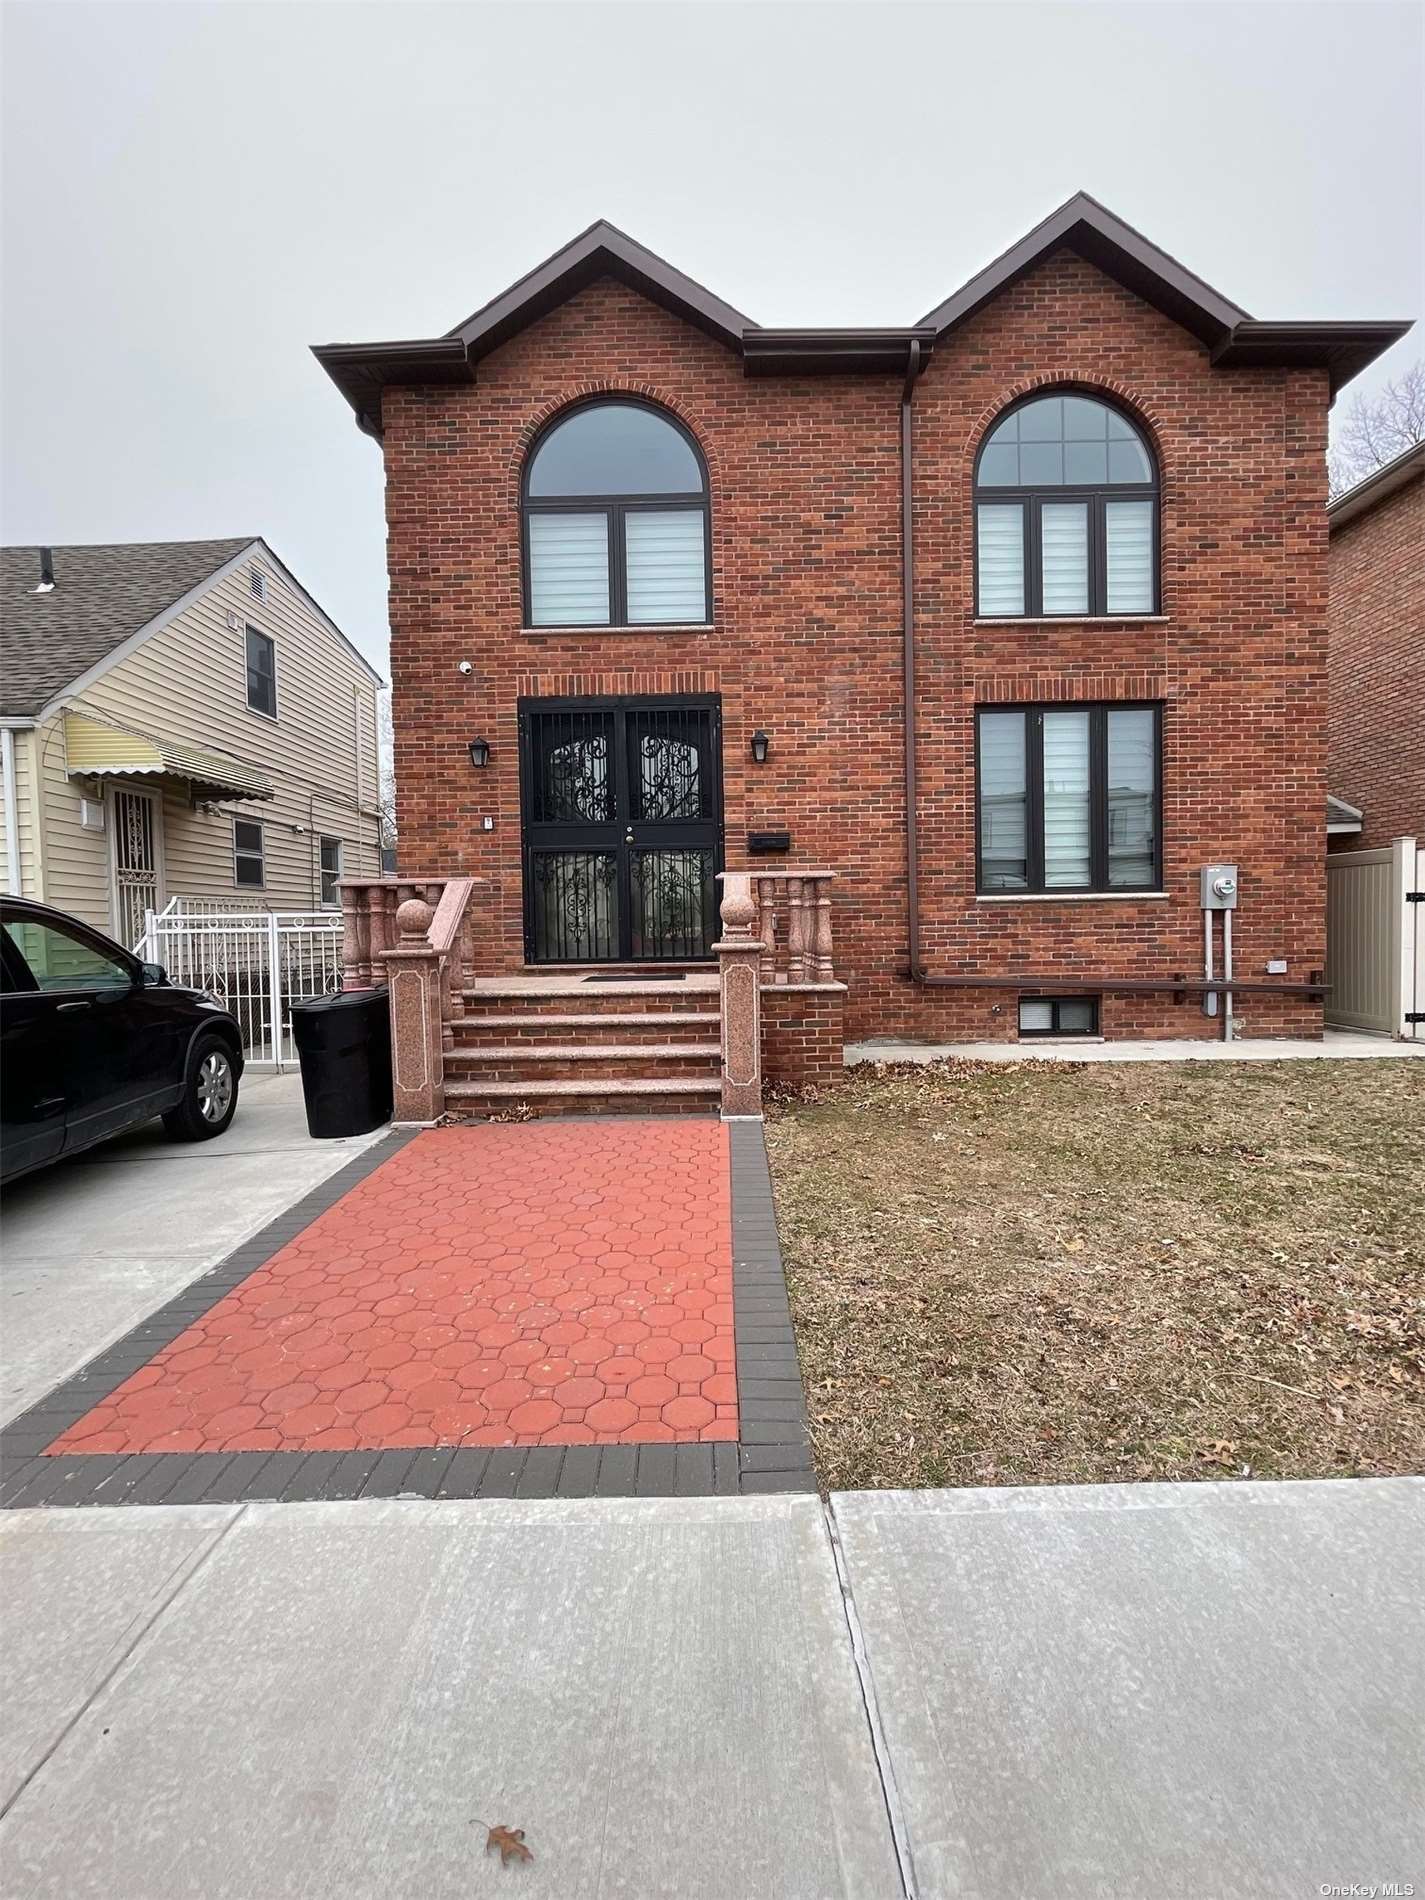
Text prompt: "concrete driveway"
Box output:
[[0, 1073, 383, 1428]]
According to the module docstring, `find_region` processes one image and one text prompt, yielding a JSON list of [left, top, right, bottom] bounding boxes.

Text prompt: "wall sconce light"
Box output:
[[468, 738, 491, 769], [750, 729, 770, 765]]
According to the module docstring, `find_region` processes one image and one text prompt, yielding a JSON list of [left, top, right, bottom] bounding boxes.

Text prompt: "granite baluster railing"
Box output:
[[337, 876, 478, 1120], [745, 870, 837, 984]]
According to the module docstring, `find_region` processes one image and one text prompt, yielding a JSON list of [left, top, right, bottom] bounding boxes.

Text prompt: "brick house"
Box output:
[[1327, 441, 1424, 853], [316, 194, 1409, 1114]]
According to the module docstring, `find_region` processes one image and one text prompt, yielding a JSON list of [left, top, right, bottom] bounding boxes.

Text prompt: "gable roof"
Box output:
[[1, 538, 253, 718], [313, 194, 1412, 436], [0, 536, 382, 719], [1328, 439, 1425, 532], [917, 191, 1249, 344], [447, 219, 754, 358]]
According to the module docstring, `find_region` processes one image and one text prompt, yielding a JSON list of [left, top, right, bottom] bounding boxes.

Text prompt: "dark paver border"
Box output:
[[0, 1119, 813, 1508]]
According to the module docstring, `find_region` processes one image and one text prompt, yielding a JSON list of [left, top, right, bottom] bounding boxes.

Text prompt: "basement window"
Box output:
[[1018, 996, 1099, 1037]]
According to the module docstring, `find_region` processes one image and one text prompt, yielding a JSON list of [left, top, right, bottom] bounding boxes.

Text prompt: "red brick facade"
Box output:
[[1328, 469, 1424, 853], [382, 251, 1330, 1044]]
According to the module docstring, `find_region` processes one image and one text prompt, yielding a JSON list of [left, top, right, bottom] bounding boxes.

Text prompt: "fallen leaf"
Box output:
[[486, 1825, 533, 1867]]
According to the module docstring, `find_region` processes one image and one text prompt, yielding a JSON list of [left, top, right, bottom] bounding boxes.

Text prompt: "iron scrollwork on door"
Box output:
[[521, 698, 722, 963]]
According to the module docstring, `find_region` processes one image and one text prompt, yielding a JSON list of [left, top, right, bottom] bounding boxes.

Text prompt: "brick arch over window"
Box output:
[[970, 381, 1161, 619], [519, 391, 714, 629]]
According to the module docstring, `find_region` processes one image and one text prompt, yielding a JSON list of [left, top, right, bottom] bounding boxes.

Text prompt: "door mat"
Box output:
[[583, 970, 688, 982]]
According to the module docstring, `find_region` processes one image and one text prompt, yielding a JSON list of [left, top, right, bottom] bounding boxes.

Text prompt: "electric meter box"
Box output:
[[1200, 864, 1240, 909]]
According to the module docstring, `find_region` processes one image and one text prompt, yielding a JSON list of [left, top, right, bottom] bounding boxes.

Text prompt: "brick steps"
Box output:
[[456, 1010, 719, 1044], [445, 1077, 720, 1118], [446, 975, 723, 1119], [463, 981, 718, 1015], [448, 1043, 719, 1082]]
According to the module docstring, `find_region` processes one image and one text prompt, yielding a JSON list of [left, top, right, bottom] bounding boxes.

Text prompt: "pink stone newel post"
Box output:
[[715, 872, 764, 1120], [380, 897, 445, 1124]]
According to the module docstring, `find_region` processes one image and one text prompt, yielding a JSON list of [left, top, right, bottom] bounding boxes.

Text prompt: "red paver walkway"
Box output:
[[48, 1122, 735, 1455]]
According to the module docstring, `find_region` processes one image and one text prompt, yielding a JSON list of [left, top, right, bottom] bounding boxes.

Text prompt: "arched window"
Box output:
[[974, 392, 1158, 618], [523, 400, 711, 628]]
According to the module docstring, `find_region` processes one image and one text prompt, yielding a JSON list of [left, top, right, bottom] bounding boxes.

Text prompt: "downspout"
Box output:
[[2, 728, 22, 895], [901, 339, 924, 980]]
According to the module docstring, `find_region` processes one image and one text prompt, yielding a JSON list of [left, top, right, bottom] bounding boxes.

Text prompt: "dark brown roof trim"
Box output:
[[1328, 438, 1425, 530], [1212, 321, 1414, 399], [312, 196, 1413, 436], [742, 326, 937, 377], [446, 219, 753, 357], [917, 191, 1250, 346], [310, 338, 473, 438]]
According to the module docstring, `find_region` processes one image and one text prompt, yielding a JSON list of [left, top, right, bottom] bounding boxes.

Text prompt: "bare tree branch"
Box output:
[[1328, 360, 1425, 496]]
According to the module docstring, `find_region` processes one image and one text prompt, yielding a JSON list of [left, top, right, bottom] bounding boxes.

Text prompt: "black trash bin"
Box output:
[[291, 988, 393, 1138]]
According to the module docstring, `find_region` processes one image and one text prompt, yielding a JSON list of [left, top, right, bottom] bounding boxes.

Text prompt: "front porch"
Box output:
[[337, 869, 847, 1122]]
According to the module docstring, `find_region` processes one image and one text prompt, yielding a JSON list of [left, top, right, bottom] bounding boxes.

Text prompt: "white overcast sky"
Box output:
[[3, 0, 1421, 677]]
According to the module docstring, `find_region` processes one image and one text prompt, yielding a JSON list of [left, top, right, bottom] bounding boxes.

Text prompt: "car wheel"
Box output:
[[162, 1035, 239, 1142]]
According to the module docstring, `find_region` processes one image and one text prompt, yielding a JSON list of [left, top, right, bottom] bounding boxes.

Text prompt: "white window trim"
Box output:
[[318, 835, 343, 908], [233, 817, 266, 890], [244, 624, 279, 721]]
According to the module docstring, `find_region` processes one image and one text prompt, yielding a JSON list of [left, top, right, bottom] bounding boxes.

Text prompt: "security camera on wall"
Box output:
[[457, 660, 474, 676]]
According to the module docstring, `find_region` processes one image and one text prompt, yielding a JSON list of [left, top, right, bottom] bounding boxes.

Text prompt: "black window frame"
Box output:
[[521, 397, 713, 630], [1018, 995, 1101, 1038], [974, 701, 1163, 895], [245, 624, 277, 719], [973, 391, 1160, 619], [233, 818, 265, 889]]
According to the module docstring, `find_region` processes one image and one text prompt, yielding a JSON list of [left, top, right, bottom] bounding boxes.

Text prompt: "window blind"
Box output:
[[1041, 710, 1091, 886], [1040, 502, 1089, 614], [977, 504, 1025, 615], [1105, 501, 1154, 613], [529, 513, 610, 626], [624, 511, 706, 624]]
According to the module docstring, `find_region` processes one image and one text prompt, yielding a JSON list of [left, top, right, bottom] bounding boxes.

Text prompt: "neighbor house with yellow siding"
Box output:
[[1, 538, 383, 947]]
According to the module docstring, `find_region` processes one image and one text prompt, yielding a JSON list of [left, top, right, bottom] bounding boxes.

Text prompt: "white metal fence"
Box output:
[[135, 898, 343, 1069]]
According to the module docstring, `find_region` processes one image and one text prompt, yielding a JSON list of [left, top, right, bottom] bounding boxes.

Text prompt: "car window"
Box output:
[[2, 919, 133, 994]]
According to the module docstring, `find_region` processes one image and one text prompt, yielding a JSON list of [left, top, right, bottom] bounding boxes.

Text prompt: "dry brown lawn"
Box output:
[[765, 1058, 1424, 1491]]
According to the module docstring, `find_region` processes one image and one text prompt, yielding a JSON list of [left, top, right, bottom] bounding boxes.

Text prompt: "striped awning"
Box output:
[[64, 713, 274, 801]]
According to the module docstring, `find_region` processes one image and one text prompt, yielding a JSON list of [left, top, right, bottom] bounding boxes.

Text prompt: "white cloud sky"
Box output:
[[3, 0, 1420, 674]]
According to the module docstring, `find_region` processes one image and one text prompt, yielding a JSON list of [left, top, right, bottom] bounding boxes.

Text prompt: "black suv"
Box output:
[[0, 898, 244, 1184]]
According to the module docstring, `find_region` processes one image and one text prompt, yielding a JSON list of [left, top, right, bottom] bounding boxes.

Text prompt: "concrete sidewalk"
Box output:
[[2, 1478, 1420, 1898], [0, 1074, 383, 1428]]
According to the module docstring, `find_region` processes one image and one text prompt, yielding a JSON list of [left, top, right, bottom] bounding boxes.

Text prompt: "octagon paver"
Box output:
[[46, 1121, 736, 1454]]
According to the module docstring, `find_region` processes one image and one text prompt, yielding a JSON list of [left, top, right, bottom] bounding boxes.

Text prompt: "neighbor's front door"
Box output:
[[519, 696, 722, 963]]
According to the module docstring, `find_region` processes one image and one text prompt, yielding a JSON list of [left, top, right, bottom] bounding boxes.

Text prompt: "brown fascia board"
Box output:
[[1213, 320, 1415, 398], [444, 219, 754, 358], [742, 327, 937, 376], [917, 191, 1250, 346], [311, 338, 473, 438], [1328, 437, 1425, 531]]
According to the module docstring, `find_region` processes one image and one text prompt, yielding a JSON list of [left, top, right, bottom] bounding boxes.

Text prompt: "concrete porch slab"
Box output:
[[832, 1478, 1425, 1899], [847, 1029, 1425, 1064], [0, 1496, 900, 1900]]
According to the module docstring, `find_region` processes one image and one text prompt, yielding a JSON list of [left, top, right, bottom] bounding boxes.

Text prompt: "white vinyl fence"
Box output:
[[135, 898, 344, 1069]]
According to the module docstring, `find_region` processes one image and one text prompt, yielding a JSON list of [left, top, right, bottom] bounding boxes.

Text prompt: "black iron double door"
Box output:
[[519, 696, 723, 963]]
